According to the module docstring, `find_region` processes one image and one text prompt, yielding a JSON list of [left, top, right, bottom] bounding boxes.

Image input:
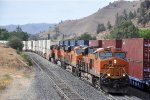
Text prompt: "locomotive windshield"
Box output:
[[76, 49, 82, 55], [100, 52, 112, 60], [114, 52, 126, 59]]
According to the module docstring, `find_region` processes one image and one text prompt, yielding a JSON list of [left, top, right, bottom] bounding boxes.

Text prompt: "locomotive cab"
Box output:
[[93, 47, 129, 93]]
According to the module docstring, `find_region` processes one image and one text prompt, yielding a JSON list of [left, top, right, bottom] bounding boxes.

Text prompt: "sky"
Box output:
[[0, 0, 135, 25]]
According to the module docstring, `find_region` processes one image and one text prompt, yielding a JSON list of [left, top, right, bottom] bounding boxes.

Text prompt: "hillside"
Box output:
[[39, 0, 142, 39], [0, 23, 55, 34], [58, 1, 140, 34]]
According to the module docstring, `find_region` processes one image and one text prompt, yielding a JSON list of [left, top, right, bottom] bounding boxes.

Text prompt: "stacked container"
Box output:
[[35, 41, 39, 53], [39, 40, 43, 55], [122, 38, 150, 88], [27, 41, 33, 51], [89, 40, 102, 47], [77, 40, 89, 46], [22, 41, 27, 51], [64, 40, 70, 46], [32, 40, 36, 52], [46, 40, 51, 59], [102, 39, 122, 48], [42, 40, 47, 55], [59, 41, 64, 46], [70, 40, 77, 46]]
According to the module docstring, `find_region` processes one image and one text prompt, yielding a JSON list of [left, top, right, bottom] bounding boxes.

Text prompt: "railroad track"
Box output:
[[30, 54, 84, 100]]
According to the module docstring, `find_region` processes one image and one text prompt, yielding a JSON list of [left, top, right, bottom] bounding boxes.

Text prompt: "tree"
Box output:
[[139, 29, 150, 38], [129, 11, 134, 19], [9, 27, 29, 41], [109, 20, 139, 39], [141, 0, 150, 10], [133, 10, 137, 18], [0, 28, 10, 40], [96, 24, 106, 34], [7, 36, 23, 51], [107, 21, 112, 30], [78, 33, 96, 40], [123, 9, 128, 19]]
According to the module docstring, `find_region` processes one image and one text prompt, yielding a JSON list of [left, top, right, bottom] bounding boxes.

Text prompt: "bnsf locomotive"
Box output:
[[49, 40, 129, 93]]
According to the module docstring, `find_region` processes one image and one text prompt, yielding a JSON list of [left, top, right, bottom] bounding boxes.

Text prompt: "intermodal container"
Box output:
[[77, 40, 89, 46], [70, 40, 77, 46], [22, 41, 27, 51], [59, 41, 64, 46], [89, 40, 102, 47], [42, 40, 47, 49], [46, 40, 51, 50], [35, 41, 39, 52], [102, 39, 122, 48], [122, 38, 150, 80], [64, 40, 70, 46], [32, 40, 36, 51], [27, 41, 33, 51]]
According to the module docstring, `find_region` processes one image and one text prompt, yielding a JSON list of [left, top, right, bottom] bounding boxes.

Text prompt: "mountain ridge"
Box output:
[[0, 23, 55, 34]]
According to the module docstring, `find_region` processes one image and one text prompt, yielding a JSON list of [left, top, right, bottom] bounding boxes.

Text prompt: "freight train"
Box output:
[[23, 39, 129, 93], [22, 38, 150, 92]]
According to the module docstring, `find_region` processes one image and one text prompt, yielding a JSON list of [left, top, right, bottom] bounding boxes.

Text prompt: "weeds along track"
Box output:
[[30, 54, 84, 100]]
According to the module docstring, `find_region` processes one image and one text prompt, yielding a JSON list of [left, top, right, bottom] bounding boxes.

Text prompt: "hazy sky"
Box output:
[[0, 0, 135, 25]]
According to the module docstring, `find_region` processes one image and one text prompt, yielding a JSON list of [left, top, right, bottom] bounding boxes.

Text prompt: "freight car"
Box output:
[[49, 40, 129, 93], [122, 38, 150, 90]]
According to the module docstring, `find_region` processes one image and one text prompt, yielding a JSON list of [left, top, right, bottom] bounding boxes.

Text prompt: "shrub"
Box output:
[[7, 36, 23, 51]]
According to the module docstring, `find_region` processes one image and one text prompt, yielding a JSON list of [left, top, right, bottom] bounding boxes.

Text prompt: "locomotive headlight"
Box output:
[[107, 73, 111, 76], [114, 59, 117, 64], [123, 73, 126, 76]]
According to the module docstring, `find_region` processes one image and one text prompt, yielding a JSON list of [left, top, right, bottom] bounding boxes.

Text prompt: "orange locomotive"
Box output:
[[50, 42, 129, 93], [78, 47, 129, 93]]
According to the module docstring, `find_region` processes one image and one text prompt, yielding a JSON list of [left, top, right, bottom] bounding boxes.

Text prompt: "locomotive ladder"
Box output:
[[31, 54, 84, 100]]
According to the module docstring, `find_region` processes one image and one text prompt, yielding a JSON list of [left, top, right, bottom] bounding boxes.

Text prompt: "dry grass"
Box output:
[[0, 43, 33, 91], [0, 74, 12, 90]]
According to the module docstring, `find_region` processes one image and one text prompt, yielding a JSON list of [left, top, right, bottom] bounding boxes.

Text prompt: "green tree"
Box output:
[[78, 33, 96, 40], [97, 24, 106, 34], [139, 29, 150, 38], [107, 21, 112, 30], [7, 36, 23, 51], [129, 11, 134, 19], [9, 26, 29, 41], [123, 9, 128, 19], [0, 28, 10, 40], [141, 0, 150, 10], [109, 20, 139, 39]]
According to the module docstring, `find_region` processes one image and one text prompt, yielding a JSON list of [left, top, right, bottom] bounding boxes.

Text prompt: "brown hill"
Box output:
[[40, 0, 143, 39]]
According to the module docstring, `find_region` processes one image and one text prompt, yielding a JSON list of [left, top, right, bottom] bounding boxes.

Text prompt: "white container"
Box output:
[[27, 41, 33, 51], [46, 40, 51, 50], [39, 40, 43, 50], [32, 40, 36, 51], [0, 40, 8, 44], [22, 41, 27, 51], [42, 40, 47, 49], [35, 41, 39, 52]]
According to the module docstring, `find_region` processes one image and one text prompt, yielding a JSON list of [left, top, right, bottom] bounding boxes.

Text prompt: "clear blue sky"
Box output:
[[0, 0, 134, 25]]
